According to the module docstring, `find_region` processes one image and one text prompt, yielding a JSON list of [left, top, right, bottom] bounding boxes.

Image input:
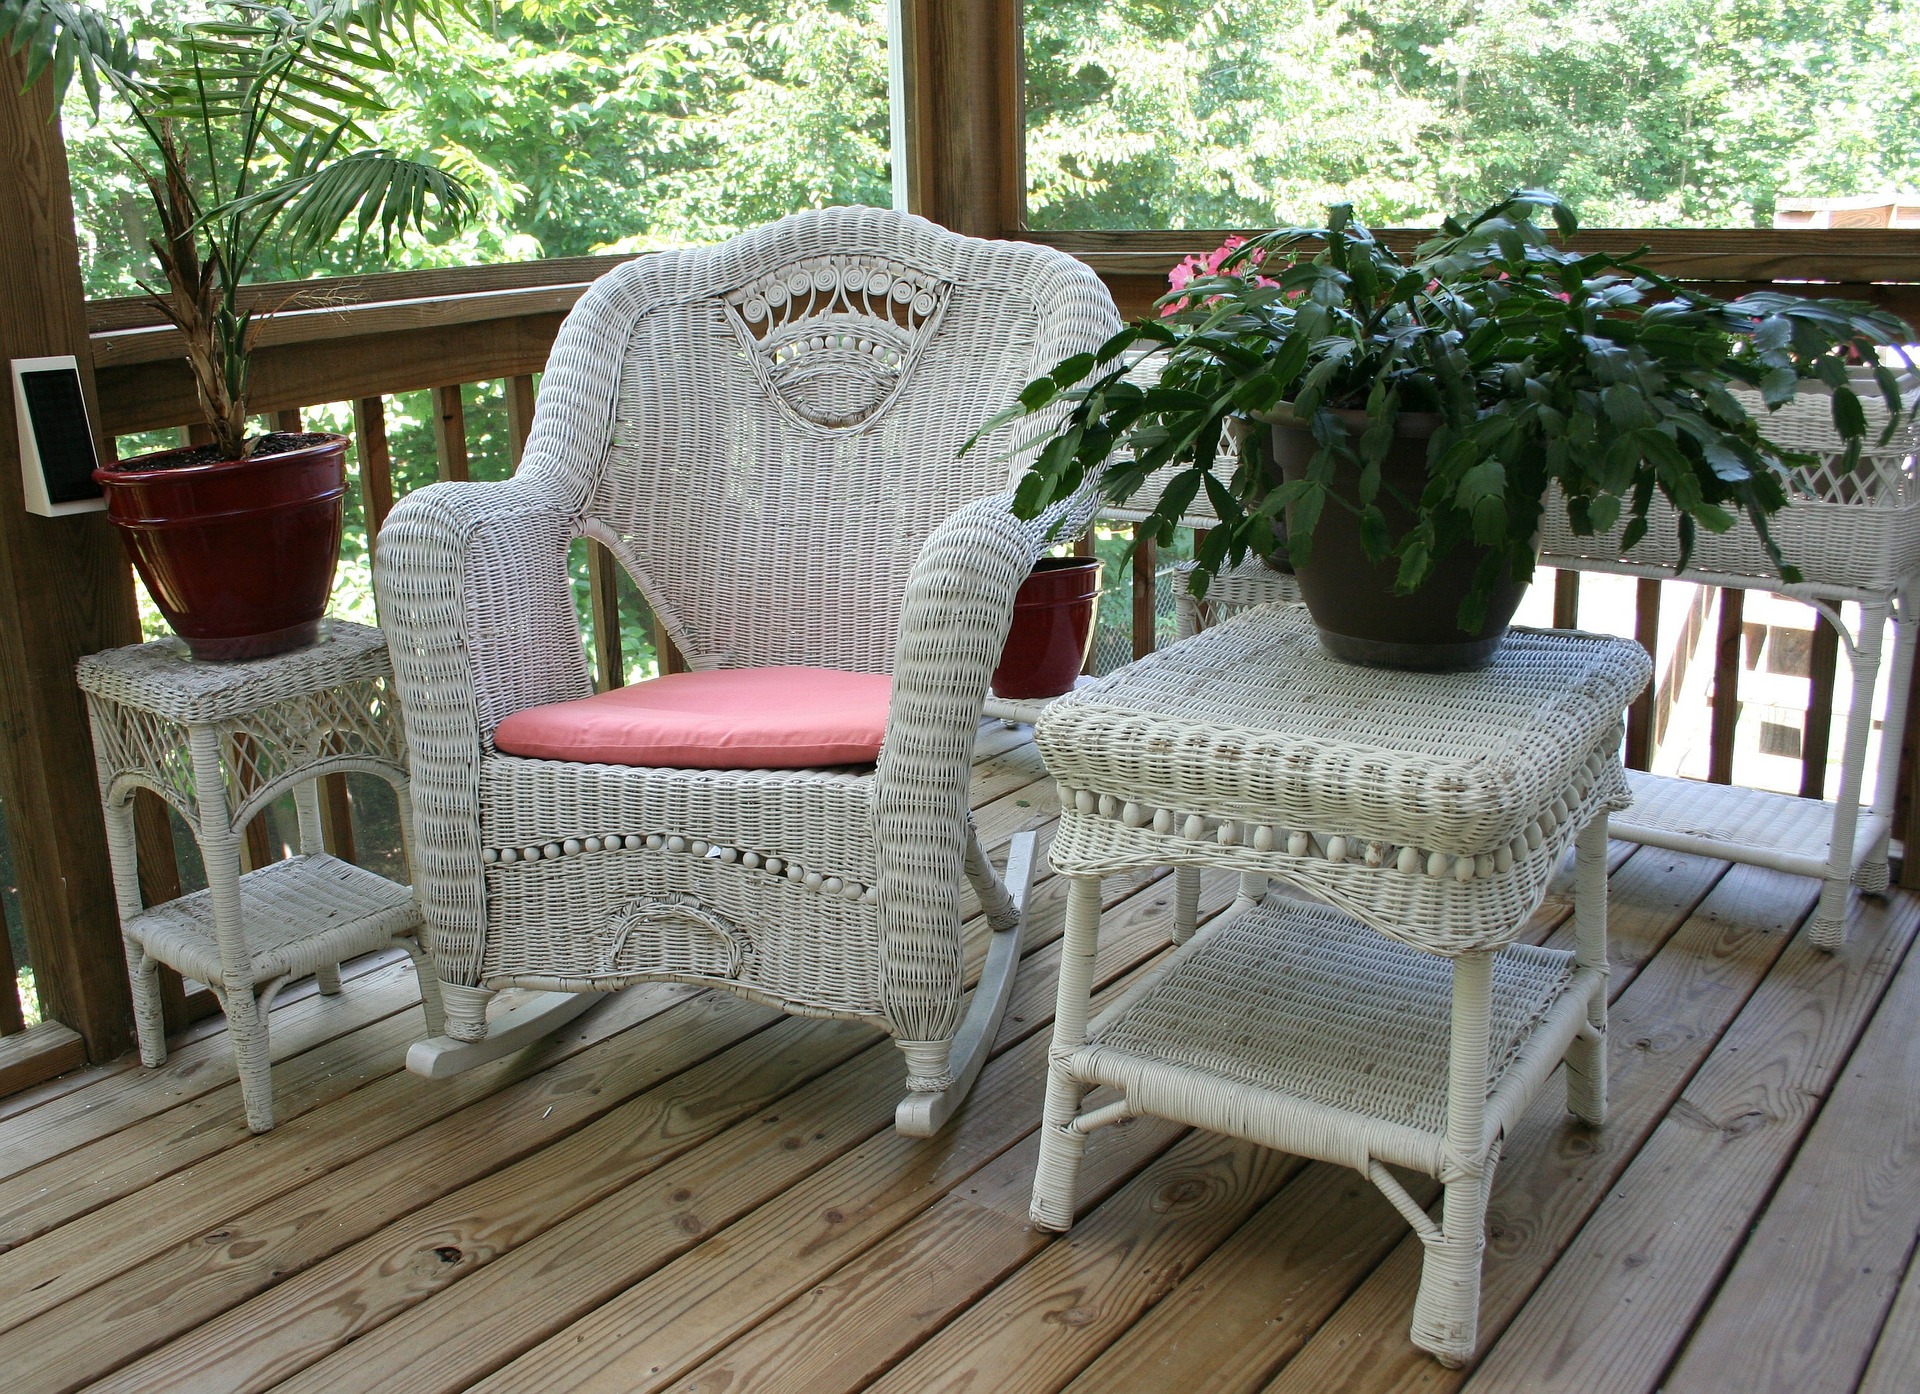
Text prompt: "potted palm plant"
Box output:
[[2, 0, 475, 660], [983, 191, 1915, 669]]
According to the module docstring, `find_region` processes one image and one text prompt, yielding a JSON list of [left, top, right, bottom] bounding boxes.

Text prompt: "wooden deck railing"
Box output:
[[4, 233, 1912, 1055]]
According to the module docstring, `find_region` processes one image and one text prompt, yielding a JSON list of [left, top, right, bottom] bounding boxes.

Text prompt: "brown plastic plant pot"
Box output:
[[991, 556, 1103, 699], [1262, 407, 1531, 671], [94, 433, 348, 662]]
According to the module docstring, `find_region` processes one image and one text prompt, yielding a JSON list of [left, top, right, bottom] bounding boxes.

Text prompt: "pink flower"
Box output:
[[1163, 236, 1278, 316]]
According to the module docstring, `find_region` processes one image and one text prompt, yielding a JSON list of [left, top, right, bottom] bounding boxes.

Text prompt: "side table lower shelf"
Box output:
[[1059, 900, 1596, 1176]]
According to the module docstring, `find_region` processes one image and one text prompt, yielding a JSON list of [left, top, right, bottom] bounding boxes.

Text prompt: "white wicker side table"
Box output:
[[1029, 604, 1650, 1365], [77, 620, 443, 1132]]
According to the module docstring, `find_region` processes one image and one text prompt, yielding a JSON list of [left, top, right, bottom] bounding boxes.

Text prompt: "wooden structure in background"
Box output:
[[1, 2, 1918, 1077]]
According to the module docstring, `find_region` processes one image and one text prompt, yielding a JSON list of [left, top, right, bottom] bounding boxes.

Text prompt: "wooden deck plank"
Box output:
[[0, 739, 1049, 1331], [1456, 883, 1920, 1393], [0, 946, 407, 1126], [0, 981, 706, 1334], [1258, 857, 1826, 1393], [0, 951, 421, 1181], [1859, 1238, 1920, 1394], [1061, 844, 1729, 1394], [268, 870, 1234, 1394], [90, 864, 1198, 1394], [0, 1022, 83, 1099], [1662, 900, 1920, 1393], [43, 1006, 875, 1394], [724, 1134, 1304, 1394]]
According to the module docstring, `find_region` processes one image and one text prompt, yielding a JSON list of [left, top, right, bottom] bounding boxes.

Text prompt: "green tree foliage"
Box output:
[[1026, 0, 1920, 229]]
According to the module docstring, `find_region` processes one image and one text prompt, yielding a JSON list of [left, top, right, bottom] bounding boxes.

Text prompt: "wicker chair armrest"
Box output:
[[872, 490, 1077, 1045], [374, 474, 592, 987]]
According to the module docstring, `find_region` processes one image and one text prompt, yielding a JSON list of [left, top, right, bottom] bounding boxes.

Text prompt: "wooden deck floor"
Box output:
[[4, 724, 1919, 1394]]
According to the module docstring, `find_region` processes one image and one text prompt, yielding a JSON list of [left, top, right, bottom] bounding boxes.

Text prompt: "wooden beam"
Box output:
[[1552, 569, 1580, 629], [0, 906, 22, 1036], [1801, 611, 1840, 800], [1709, 588, 1745, 785], [505, 374, 536, 469], [1625, 578, 1662, 771], [85, 253, 632, 335], [432, 384, 468, 482], [0, 1021, 84, 1098], [0, 58, 140, 1062], [902, 0, 1022, 236], [95, 311, 567, 437]]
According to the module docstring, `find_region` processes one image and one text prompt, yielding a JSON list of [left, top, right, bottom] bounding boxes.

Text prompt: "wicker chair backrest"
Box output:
[[539, 206, 1093, 673]]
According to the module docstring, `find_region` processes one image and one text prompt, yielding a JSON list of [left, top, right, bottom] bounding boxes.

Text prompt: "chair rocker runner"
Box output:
[[377, 207, 1119, 1135]]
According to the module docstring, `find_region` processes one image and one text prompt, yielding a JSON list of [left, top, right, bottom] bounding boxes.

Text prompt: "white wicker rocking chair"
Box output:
[[375, 206, 1120, 1134]]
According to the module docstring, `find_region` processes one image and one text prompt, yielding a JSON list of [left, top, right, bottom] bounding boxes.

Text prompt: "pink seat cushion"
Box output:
[[492, 667, 892, 770]]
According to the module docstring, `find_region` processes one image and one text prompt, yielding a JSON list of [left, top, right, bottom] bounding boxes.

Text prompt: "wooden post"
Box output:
[[432, 383, 468, 482], [1801, 611, 1840, 800], [0, 59, 142, 1060], [1132, 523, 1157, 660], [900, 0, 1023, 236], [506, 374, 536, 469], [273, 406, 303, 433], [1552, 569, 1580, 629], [0, 915, 22, 1035], [1624, 578, 1662, 771], [1709, 588, 1745, 785]]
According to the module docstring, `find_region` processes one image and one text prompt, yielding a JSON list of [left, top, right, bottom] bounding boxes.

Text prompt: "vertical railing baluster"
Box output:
[[1625, 578, 1662, 770], [432, 384, 468, 482], [1553, 570, 1580, 629], [1709, 589, 1745, 784], [1132, 523, 1157, 660], [353, 397, 395, 543], [1801, 610, 1840, 800], [506, 374, 536, 470], [587, 543, 624, 692], [273, 407, 303, 433]]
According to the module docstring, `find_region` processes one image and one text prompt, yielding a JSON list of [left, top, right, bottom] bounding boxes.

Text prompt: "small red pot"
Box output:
[[95, 434, 347, 662], [992, 556, 1103, 700]]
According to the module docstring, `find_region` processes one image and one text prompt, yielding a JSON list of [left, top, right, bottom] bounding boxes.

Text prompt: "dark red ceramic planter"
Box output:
[[992, 556, 1103, 700], [95, 434, 348, 662]]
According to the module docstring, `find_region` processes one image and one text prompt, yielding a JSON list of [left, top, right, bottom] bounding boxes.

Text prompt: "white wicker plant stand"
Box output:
[[77, 620, 442, 1133], [1538, 381, 1920, 949], [1029, 603, 1650, 1365]]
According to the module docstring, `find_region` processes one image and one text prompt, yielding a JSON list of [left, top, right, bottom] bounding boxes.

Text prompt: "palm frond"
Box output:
[[0, 0, 143, 112], [210, 147, 476, 252]]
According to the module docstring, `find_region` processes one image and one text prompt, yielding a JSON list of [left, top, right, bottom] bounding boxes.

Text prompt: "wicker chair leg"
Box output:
[[1029, 872, 1103, 1230], [314, 963, 343, 995], [1855, 857, 1892, 895], [1813, 600, 1888, 951], [402, 937, 447, 1039], [897, 831, 1037, 1138], [125, 940, 167, 1068]]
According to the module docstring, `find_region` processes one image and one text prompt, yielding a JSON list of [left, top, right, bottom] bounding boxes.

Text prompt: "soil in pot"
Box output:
[[1263, 408, 1530, 671], [96, 432, 347, 662], [992, 556, 1102, 699]]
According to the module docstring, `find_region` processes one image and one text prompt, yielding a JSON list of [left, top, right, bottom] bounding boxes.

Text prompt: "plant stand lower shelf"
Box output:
[[124, 854, 421, 999], [1615, 769, 1893, 899]]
